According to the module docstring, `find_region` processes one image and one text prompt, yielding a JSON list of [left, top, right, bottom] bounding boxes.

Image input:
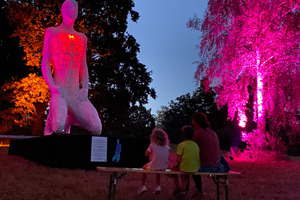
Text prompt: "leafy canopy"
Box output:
[[188, 0, 300, 134]]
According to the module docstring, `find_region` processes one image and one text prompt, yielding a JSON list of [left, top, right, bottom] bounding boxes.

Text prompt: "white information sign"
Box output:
[[90, 136, 107, 162]]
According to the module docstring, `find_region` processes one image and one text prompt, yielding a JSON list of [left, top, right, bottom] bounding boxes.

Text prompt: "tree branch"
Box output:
[[261, 4, 299, 34]]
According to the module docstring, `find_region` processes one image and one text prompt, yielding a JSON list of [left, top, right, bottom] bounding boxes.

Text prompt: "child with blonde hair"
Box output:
[[138, 128, 170, 195]]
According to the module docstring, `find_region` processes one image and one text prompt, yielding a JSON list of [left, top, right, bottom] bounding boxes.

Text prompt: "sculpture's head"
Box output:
[[61, 0, 78, 25]]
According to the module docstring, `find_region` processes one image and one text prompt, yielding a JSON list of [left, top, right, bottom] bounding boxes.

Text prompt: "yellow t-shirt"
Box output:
[[177, 140, 200, 172]]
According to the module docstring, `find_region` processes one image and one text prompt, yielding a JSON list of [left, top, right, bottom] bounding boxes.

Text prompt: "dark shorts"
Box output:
[[198, 156, 230, 173]]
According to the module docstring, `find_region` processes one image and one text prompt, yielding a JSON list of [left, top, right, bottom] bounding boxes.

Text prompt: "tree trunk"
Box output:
[[256, 49, 266, 133]]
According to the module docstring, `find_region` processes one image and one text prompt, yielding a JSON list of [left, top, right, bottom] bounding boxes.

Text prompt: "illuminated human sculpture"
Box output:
[[42, 0, 102, 135]]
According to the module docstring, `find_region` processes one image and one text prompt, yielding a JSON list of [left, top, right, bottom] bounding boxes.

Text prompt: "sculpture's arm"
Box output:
[[41, 28, 63, 96], [79, 35, 89, 90], [78, 34, 89, 101], [41, 28, 54, 88]]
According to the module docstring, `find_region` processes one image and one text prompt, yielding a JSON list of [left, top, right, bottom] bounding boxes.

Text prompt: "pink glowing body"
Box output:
[[42, 0, 102, 135]]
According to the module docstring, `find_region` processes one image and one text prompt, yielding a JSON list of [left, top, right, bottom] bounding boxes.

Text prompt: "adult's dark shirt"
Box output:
[[192, 128, 221, 167]]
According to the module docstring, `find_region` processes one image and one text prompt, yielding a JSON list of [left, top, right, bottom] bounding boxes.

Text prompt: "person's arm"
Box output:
[[176, 143, 183, 168], [176, 154, 182, 166], [41, 28, 63, 96], [78, 34, 89, 101], [145, 143, 152, 156], [145, 149, 150, 156]]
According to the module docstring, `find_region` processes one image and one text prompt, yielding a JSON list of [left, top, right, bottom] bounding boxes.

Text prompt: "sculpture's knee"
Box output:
[[64, 115, 73, 134], [44, 112, 65, 135], [88, 119, 102, 135], [52, 120, 66, 133]]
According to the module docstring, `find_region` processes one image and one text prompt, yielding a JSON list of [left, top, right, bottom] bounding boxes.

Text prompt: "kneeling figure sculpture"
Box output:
[[42, 0, 102, 135]]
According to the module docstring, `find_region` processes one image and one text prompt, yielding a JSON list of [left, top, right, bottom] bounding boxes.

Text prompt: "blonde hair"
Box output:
[[150, 128, 169, 146]]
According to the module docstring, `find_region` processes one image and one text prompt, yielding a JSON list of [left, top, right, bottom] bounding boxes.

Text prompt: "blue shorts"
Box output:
[[198, 156, 230, 173]]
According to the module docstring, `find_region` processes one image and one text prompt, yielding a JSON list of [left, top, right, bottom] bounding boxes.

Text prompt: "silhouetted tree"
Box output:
[[156, 85, 237, 147], [0, 1, 27, 85], [127, 105, 155, 138]]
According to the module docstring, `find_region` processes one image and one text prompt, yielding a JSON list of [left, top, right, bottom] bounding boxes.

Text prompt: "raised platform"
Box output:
[[9, 135, 149, 170], [0, 135, 38, 147]]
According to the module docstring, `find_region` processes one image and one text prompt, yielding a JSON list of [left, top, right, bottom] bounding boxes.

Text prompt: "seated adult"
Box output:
[[191, 112, 230, 172]]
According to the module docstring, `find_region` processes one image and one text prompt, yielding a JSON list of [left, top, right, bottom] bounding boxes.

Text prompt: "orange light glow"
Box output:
[[68, 34, 75, 40], [0, 142, 9, 147]]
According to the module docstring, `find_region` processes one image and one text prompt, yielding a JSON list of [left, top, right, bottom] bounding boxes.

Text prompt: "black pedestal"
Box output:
[[9, 135, 149, 170]]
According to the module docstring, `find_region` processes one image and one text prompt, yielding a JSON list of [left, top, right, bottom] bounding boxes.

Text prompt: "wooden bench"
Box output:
[[97, 167, 241, 200]]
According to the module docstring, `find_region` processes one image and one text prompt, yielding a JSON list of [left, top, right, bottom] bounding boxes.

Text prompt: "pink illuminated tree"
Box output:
[[188, 0, 300, 136]]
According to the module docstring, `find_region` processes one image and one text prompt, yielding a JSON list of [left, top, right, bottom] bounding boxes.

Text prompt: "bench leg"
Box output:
[[107, 172, 128, 200], [108, 172, 117, 200], [216, 176, 220, 200], [224, 176, 229, 200], [211, 175, 229, 200]]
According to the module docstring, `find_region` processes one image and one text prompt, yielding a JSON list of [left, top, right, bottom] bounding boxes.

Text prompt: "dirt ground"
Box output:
[[0, 147, 300, 200]]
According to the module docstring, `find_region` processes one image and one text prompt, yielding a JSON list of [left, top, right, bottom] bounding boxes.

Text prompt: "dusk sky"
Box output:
[[127, 0, 208, 115]]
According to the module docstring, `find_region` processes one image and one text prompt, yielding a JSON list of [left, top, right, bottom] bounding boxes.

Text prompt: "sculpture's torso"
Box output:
[[50, 27, 85, 96]]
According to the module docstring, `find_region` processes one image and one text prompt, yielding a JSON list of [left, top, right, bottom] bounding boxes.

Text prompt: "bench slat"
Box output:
[[96, 167, 241, 175]]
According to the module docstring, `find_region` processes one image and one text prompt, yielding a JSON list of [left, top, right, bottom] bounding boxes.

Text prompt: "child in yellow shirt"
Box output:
[[173, 125, 200, 195]]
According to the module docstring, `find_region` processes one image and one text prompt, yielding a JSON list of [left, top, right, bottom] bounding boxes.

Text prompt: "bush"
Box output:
[[239, 130, 288, 160]]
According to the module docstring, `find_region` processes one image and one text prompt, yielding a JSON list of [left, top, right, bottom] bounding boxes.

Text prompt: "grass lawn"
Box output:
[[1, 147, 300, 200]]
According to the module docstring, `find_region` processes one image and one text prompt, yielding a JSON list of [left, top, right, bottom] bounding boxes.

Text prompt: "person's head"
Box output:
[[181, 125, 194, 140], [61, 0, 78, 25], [150, 128, 170, 146], [191, 112, 210, 130]]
